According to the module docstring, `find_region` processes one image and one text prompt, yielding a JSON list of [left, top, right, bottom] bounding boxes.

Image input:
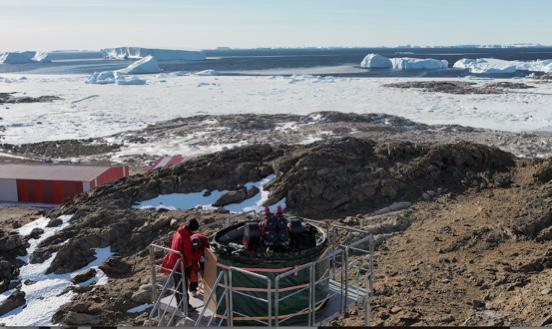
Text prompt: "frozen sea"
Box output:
[[2, 47, 552, 77], [2, 47, 552, 148]]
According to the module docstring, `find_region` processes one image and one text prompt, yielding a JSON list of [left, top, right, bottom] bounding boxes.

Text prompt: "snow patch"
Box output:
[[135, 175, 286, 213], [127, 303, 153, 314], [118, 55, 162, 74], [1, 215, 115, 326]]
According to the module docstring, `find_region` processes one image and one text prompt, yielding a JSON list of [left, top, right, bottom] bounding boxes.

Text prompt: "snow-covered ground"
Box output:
[[135, 175, 286, 212], [1, 73, 552, 145], [0, 216, 111, 326]]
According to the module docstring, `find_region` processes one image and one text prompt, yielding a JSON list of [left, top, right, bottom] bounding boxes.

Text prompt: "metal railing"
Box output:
[[228, 266, 273, 326], [194, 270, 230, 327], [329, 224, 375, 327], [148, 215, 375, 327], [148, 245, 188, 326], [274, 247, 345, 326]]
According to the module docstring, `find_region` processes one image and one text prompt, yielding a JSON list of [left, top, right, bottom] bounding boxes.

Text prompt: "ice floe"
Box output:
[[101, 47, 205, 61], [135, 175, 286, 213]]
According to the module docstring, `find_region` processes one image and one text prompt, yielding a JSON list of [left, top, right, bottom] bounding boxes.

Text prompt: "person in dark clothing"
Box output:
[[162, 218, 199, 312]]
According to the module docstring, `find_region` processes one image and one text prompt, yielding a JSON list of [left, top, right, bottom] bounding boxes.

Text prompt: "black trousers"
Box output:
[[172, 267, 191, 309]]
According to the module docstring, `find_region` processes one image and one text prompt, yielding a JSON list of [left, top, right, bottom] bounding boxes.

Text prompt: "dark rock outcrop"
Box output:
[[0, 290, 25, 316]]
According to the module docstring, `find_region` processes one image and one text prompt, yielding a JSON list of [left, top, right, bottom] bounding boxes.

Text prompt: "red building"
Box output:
[[0, 164, 129, 204]]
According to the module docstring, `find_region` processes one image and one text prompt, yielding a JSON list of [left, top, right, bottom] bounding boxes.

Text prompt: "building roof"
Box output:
[[0, 164, 113, 182]]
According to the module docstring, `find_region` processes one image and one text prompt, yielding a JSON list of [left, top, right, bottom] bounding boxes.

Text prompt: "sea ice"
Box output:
[[194, 69, 220, 76], [360, 54, 393, 69], [118, 55, 162, 74]]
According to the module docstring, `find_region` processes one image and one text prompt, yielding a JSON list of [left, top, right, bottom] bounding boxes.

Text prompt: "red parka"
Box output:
[[190, 233, 210, 262], [161, 225, 193, 273]]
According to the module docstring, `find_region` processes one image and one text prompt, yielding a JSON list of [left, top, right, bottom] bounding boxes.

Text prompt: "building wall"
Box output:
[[16, 179, 84, 204], [0, 179, 18, 202], [90, 166, 129, 189]]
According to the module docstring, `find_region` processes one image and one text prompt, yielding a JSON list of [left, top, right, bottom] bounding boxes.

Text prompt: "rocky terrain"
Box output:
[[1, 136, 551, 326], [3, 112, 552, 165], [383, 81, 535, 94], [0, 92, 61, 105]]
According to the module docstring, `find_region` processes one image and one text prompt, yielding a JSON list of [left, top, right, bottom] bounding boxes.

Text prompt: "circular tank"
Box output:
[[210, 219, 329, 325]]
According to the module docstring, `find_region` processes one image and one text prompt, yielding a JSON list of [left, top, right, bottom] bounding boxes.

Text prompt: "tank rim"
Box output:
[[212, 219, 328, 266]]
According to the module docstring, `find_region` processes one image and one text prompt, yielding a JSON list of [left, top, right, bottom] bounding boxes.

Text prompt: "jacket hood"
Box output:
[[177, 225, 192, 236]]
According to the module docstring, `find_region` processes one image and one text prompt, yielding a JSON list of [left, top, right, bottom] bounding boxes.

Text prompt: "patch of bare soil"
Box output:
[[384, 81, 535, 94]]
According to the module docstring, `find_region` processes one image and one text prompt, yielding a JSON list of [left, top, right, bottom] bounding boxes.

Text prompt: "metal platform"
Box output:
[[156, 279, 368, 327]]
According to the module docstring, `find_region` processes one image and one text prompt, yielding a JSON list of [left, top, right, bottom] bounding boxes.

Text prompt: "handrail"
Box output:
[[228, 266, 272, 326], [195, 270, 227, 326]]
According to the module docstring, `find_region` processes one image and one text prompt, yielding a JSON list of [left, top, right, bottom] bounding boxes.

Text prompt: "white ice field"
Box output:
[[1, 73, 552, 147]]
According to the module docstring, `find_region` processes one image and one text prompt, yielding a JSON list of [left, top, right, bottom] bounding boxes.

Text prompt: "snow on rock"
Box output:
[[391, 57, 449, 70], [118, 55, 162, 74], [86, 71, 147, 85], [101, 47, 206, 61], [454, 58, 552, 74], [360, 53, 393, 69], [194, 69, 219, 76]]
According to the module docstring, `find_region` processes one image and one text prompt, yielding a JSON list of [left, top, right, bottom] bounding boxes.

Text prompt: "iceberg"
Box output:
[[0, 51, 35, 64], [360, 54, 393, 69], [101, 47, 206, 61], [0, 51, 52, 64], [118, 55, 162, 74], [454, 58, 552, 74], [32, 52, 52, 63], [391, 57, 449, 70], [86, 71, 147, 85]]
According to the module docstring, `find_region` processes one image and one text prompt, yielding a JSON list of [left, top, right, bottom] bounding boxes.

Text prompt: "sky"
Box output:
[[1, 0, 551, 51]]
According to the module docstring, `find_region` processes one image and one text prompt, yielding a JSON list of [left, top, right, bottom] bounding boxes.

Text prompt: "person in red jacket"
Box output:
[[161, 218, 199, 311], [188, 233, 209, 296]]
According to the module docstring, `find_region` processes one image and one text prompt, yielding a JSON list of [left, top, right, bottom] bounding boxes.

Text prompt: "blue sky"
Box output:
[[1, 0, 551, 50]]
